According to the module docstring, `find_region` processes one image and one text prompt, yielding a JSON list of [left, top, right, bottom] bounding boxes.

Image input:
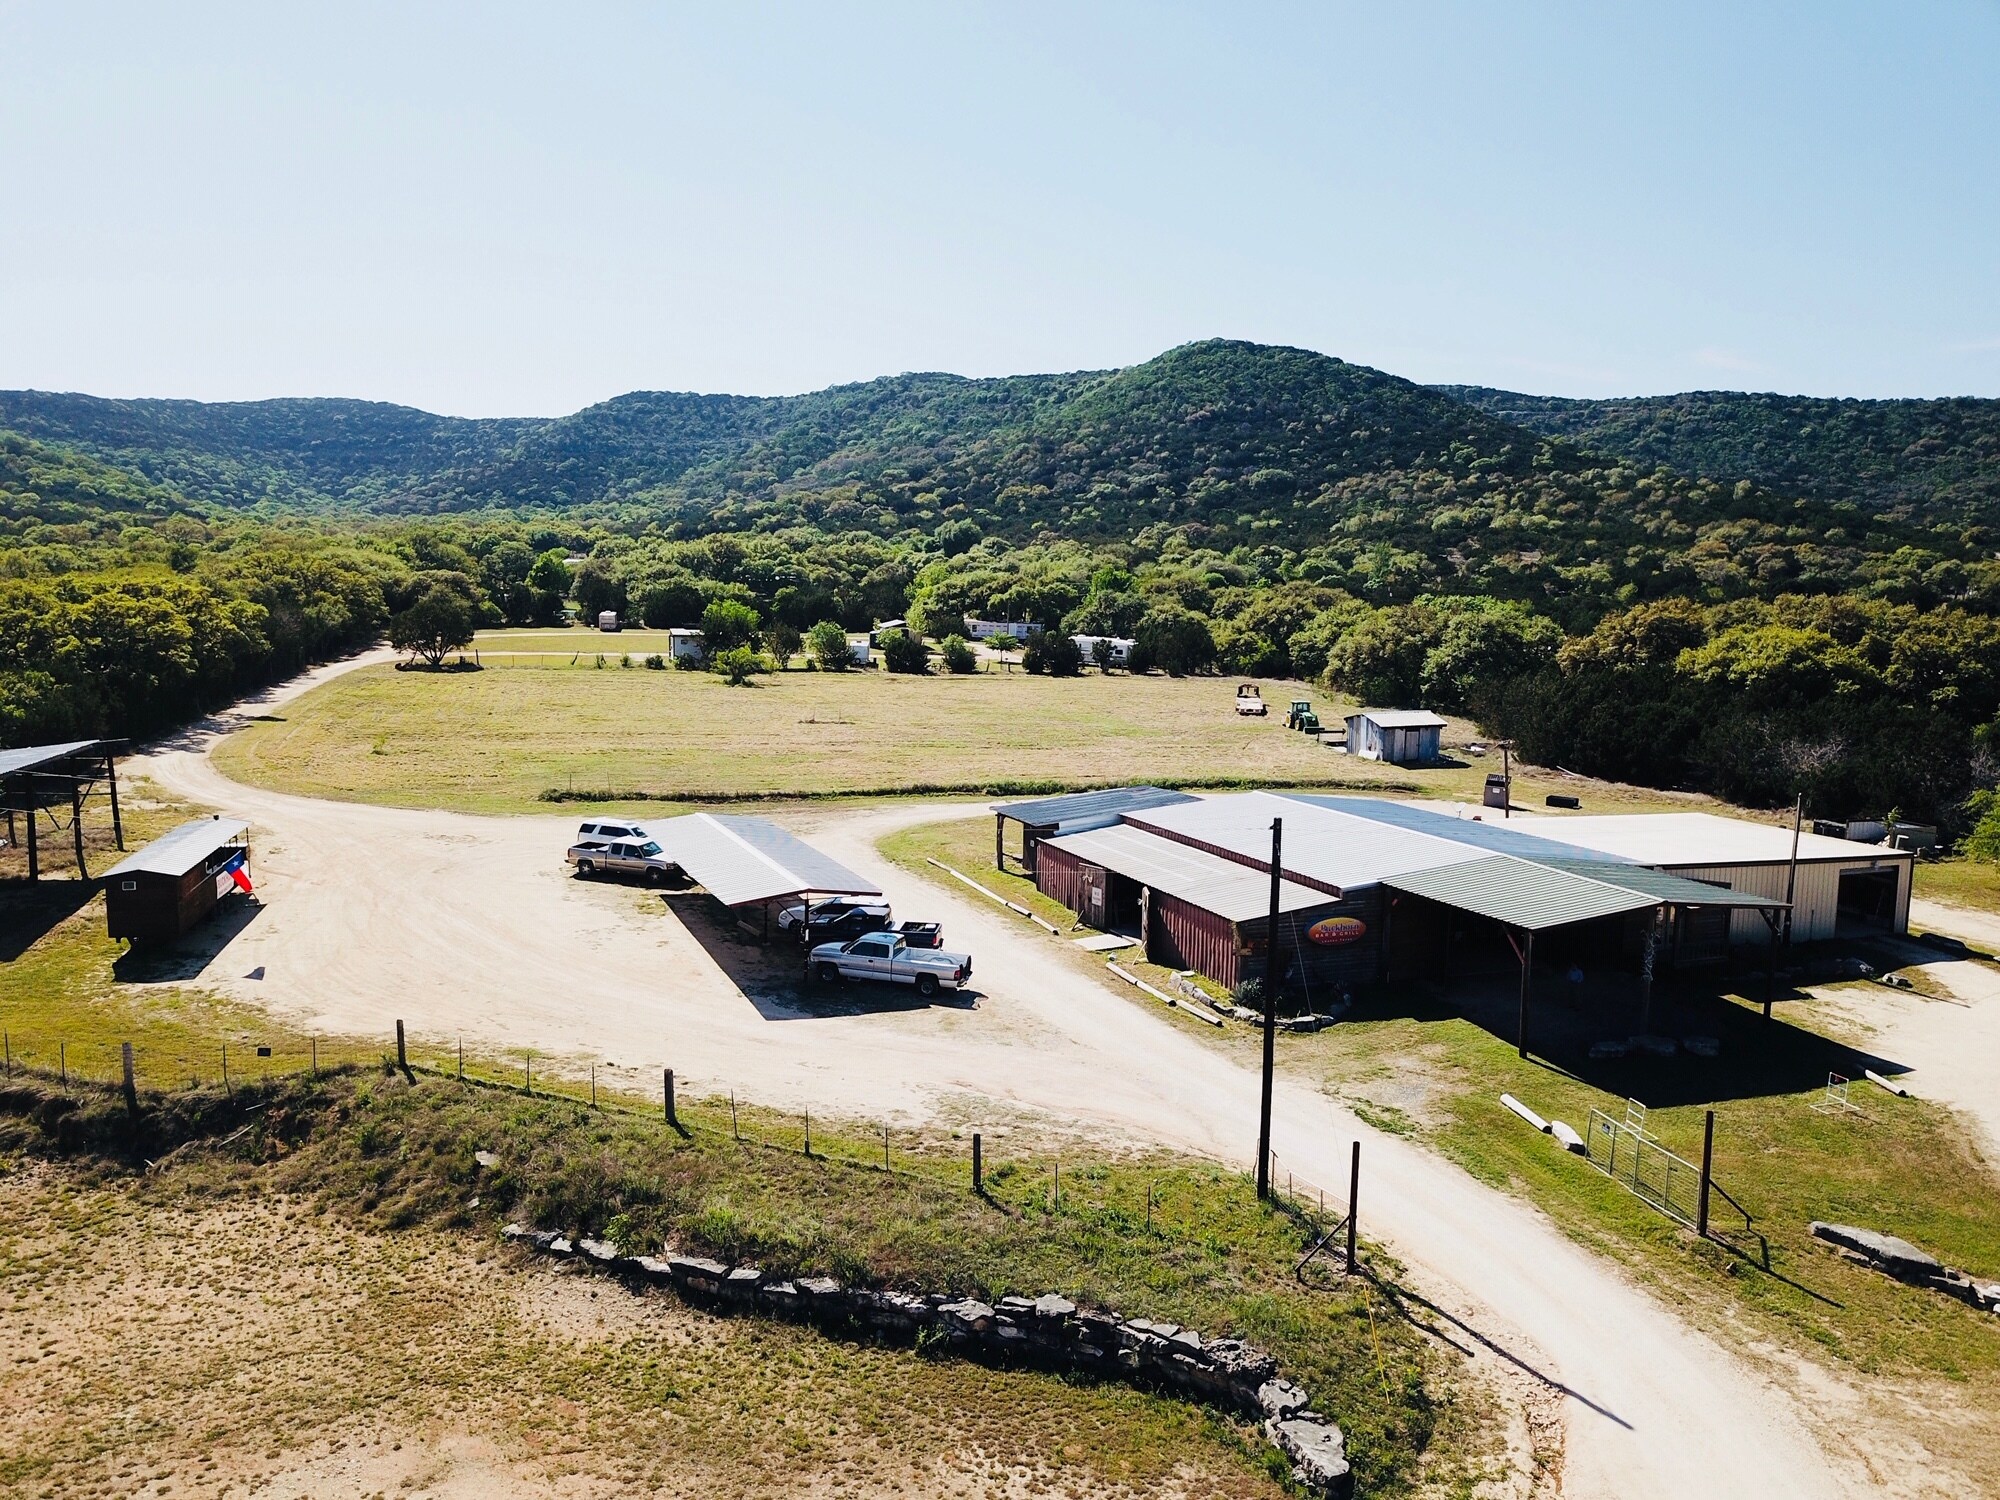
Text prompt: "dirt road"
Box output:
[[129, 662, 1888, 1500]]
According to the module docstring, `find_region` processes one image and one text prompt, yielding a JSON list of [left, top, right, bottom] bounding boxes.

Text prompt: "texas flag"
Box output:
[[219, 850, 254, 895]]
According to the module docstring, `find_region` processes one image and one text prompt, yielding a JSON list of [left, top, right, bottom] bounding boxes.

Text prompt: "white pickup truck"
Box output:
[[809, 930, 972, 997]]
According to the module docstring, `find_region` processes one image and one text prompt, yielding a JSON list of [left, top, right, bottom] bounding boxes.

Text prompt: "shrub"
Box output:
[[644, 653, 666, 670], [1022, 632, 1082, 677], [764, 622, 802, 668], [712, 646, 768, 686], [940, 634, 978, 674], [807, 620, 851, 671], [880, 630, 931, 675]]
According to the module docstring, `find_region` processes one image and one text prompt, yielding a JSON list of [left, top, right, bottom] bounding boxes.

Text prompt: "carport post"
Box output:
[[106, 753, 123, 849], [71, 784, 87, 877], [995, 812, 1005, 872], [1516, 928, 1535, 1059], [25, 806, 37, 881]]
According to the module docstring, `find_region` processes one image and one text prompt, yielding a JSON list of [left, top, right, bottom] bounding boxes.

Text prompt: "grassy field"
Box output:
[[0, 1066, 1505, 1498], [214, 631, 1738, 817], [1914, 858, 2000, 914], [883, 814, 2000, 1472]]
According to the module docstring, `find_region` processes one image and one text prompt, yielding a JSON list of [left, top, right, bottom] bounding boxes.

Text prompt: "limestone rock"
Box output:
[[1257, 1378, 1311, 1419], [1033, 1293, 1077, 1320], [1266, 1416, 1352, 1496], [1810, 1223, 1943, 1282]]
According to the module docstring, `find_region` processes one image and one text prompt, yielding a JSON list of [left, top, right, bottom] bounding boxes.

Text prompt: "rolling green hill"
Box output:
[[1440, 385, 2000, 528]]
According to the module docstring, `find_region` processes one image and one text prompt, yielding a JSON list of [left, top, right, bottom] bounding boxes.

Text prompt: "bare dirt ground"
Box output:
[[114, 654, 1970, 1500], [0, 1163, 1277, 1500]]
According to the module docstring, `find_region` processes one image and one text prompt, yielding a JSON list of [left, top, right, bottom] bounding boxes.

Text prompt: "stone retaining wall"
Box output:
[[503, 1224, 1353, 1496]]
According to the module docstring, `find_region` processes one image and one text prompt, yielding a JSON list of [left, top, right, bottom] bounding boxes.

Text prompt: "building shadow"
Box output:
[[0, 883, 97, 961], [1351, 959, 1909, 1107], [659, 891, 980, 1021], [111, 897, 265, 982]]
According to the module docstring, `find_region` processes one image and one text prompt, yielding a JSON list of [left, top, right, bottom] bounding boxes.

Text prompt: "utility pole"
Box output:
[[1256, 818, 1282, 1200]]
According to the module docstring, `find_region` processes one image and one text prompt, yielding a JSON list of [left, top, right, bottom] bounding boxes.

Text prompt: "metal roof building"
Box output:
[[652, 813, 882, 910], [1282, 795, 1630, 863], [1344, 709, 1447, 766], [103, 815, 251, 944], [1, 739, 125, 881], [1044, 823, 1332, 922], [990, 785, 1199, 875]]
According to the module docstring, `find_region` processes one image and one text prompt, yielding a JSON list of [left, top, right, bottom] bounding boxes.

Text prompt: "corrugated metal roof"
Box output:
[[1516, 812, 1909, 866], [103, 817, 250, 879], [1045, 824, 1333, 923], [1385, 855, 1658, 931], [1349, 709, 1447, 729], [0, 740, 104, 779], [1283, 795, 1634, 863], [992, 785, 1199, 829], [1530, 857, 1788, 909], [652, 813, 881, 907], [1126, 792, 1486, 893]]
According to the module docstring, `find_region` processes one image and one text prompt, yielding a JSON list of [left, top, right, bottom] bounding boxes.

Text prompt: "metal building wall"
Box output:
[[1149, 891, 1243, 989], [1035, 843, 1092, 913], [1663, 857, 1910, 942]]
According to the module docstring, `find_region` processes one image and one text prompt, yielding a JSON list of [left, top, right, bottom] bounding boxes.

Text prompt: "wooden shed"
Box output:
[[103, 817, 252, 944]]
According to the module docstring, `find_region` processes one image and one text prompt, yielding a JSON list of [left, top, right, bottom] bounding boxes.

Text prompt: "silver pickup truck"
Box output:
[[809, 930, 972, 997], [567, 837, 681, 885]]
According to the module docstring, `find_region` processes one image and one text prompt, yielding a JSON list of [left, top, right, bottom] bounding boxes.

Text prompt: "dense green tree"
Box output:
[[939, 634, 978, 674], [880, 629, 931, 675], [806, 620, 851, 671], [700, 598, 761, 651]]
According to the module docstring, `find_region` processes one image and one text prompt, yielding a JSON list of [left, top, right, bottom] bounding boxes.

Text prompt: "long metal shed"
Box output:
[[651, 813, 881, 936], [990, 785, 1198, 875], [103, 816, 251, 944]]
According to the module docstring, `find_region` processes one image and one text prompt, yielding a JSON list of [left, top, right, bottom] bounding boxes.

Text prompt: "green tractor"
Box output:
[[1287, 698, 1321, 734]]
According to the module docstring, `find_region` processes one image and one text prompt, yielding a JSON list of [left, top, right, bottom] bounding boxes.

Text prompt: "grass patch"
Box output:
[[0, 1068, 1501, 1497], [211, 639, 1739, 817], [1914, 858, 2000, 915]]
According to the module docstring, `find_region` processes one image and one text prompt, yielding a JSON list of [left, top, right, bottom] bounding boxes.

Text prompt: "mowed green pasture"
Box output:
[[214, 632, 1735, 816]]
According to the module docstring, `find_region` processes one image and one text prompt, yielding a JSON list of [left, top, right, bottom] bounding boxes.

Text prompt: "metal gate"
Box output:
[[1585, 1106, 1702, 1229]]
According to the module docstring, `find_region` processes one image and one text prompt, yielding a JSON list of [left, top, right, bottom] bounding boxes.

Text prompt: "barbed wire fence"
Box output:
[[0, 1018, 1363, 1262]]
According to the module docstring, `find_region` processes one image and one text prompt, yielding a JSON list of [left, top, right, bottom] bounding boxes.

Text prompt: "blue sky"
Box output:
[[2, 2, 1995, 413]]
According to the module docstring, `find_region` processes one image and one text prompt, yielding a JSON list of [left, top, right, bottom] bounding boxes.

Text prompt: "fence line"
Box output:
[[0, 1023, 1313, 1237]]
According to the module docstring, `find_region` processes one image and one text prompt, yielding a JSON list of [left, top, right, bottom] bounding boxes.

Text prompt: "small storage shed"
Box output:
[[1344, 709, 1446, 765], [102, 817, 251, 944], [668, 628, 705, 662]]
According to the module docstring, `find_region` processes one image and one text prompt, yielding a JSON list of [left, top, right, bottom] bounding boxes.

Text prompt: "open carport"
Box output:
[[652, 813, 882, 939], [1382, 854, 1788, 1058]]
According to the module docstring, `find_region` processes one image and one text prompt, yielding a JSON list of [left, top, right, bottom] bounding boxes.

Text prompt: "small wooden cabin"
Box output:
[[103, 817, 251, 944]]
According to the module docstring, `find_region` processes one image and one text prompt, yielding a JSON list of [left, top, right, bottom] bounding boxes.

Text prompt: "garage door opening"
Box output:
[[1836, 867, 1900, 934]]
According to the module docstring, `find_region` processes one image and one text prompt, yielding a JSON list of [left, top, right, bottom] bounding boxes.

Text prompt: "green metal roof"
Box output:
[[1386, 856, 1654, 930], [1530, 857, 1788, 910], [1386, 852, 1788, 932]]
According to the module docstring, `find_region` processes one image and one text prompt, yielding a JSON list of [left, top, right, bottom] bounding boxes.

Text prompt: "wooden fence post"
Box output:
[[1697, 1109, 1715, 1239], [972, 1132, 983, 1194], [664, 1068, 677, 1128], [1346, 1140, 1361, 1275], [121, 1042, 137, 1115], [396, 1019, 413, 1082]]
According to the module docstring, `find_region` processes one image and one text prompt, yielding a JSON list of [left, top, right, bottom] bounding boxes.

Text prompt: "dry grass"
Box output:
[[209, 637, 1736, 817], [1914, 859, 2000, 915], [0, 1163, 1290, 1500]]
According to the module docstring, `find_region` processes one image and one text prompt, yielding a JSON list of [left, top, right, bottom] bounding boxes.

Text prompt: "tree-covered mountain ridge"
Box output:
[[7, 339, 1994, 626], [1441, 383, 2000, 526]]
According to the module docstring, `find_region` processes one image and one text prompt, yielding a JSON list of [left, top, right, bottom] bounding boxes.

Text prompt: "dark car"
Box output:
[[776, 897, 891, 943]]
